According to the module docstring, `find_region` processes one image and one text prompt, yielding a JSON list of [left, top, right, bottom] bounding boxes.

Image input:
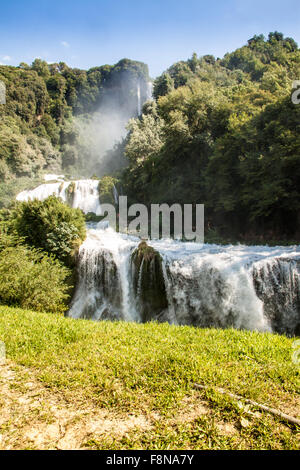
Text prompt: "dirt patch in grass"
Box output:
[[174, 395, 210, 424], [0, 361, 152, 450]]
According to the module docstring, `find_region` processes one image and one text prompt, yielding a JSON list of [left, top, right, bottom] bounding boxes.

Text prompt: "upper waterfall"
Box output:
[[146, 81, 153, 101], [16, 179, 102, 215], [137, 82, 142, 115]]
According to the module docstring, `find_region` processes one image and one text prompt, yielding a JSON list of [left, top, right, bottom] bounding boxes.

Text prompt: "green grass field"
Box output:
[[0, 306, 299, 450]]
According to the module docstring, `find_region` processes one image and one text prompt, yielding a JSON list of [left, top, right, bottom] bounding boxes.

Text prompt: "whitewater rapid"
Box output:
[[68, 226, 300, 335]]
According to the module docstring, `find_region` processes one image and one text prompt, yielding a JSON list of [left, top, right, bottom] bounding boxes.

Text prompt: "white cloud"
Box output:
[[61, 41, 70, 48], [2, 55, 11, 62]]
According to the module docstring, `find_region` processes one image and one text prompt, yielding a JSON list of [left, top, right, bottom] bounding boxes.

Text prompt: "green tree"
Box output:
[[153, 73, 174, 100]]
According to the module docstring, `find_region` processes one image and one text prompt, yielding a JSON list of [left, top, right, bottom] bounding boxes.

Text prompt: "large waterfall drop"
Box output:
[[68, 225, 300, 335], [147, 81, 153, 101], [68, 228, 139, 322]]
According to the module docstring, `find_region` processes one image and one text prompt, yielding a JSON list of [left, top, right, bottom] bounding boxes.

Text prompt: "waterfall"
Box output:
[[68, 227, 300, 335], [68, 227, 139, 322], [16, 179, 102, 215], [147, 81, 153, 101], [113, 185, 119, 205], [15, 179, 300, 334], [137, 82, 141, 115], [252, 258, 300, 335], [44, 174, 65, 182]]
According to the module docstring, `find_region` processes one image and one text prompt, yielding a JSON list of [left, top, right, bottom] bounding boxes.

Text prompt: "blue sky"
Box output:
[[0, 0, 299, 77]]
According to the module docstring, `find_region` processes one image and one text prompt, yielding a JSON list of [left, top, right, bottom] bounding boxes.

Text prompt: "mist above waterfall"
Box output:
[[70, 67, 153, 178], [74, 108, 129, 176]]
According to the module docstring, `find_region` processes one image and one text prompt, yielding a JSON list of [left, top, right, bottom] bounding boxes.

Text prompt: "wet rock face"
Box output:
[[131, 242, 168, 323], [253, 258, 300, 336]]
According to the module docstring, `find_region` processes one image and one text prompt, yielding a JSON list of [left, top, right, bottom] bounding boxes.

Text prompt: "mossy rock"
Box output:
[[131, 241, 168, 322], [65, 181, 76, 206]]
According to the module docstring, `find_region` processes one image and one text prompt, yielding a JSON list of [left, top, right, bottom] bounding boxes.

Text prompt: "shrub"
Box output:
[[11, 196, 86, 266], [0, 233, 70, 314]]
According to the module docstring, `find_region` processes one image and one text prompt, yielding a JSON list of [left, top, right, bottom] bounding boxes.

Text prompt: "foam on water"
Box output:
[[44, 174, 65, 182]]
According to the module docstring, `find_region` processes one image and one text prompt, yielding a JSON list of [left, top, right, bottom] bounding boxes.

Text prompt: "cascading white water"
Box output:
[[68, 227, 300, 334], [68, 227, 139, 322], [151, 242, 268, 331], [146, 81, 153, 101], [16, 179, 102, 215], [113, 185, 119, 205], [137, 82, 141, 115], [252, 257, 300, 335], [44, 174, 65, 182]]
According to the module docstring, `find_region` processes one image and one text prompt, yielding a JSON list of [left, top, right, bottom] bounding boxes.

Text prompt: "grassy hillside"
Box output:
[[0, 306, 299, 450]]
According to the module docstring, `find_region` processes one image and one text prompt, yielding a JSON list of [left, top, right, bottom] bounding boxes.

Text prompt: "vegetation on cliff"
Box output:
[[0, 232, 70, 313], [0, 58, 150, 207], [1, 32, 300, 243], [122, 32, 300, 242], [4, 196, 86, 266], [0, 197, 87, 312]]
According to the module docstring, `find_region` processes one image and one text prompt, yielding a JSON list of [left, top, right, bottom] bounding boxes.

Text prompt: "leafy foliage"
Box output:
[[0, 231, 70, 313], [98, 176, 119, 205], [9, 196, 86, 266]]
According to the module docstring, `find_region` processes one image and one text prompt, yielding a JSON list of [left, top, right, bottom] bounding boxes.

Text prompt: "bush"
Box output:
[[0, 232, 70, 314], [98, 176, 119, 205], [11, 196, 86, 266]]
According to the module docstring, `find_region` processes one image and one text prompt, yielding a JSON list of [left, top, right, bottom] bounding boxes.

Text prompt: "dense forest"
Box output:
[[122, 32, 300, 242]]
